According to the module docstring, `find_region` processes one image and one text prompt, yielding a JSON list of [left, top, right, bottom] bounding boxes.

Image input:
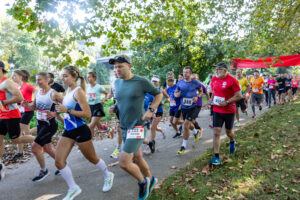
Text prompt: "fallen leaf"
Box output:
[[264, 187, 274, 194], [108, 161, 119, 167], [264, 170, 271, 175], [171, 165, 177, 169], [236, 194, 246, 199]]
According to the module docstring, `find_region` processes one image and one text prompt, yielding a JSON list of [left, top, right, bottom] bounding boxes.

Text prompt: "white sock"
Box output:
[[182, 140, 187, 148], [60, 165, 77, 190], [116, 144, 121, 150], [40, 168, 47, 172], [96, 159, 110, 179], [193, 128, 198, 135]]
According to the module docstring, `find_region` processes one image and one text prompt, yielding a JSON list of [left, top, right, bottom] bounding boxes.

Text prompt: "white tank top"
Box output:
[[36, 89, 54, 123]]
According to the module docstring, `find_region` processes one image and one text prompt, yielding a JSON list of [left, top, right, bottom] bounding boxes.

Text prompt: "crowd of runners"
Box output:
[[0, 57, 299, 200]]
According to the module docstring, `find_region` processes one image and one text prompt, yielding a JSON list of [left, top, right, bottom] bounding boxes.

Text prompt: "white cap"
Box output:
[[151, 77, 160, 82]]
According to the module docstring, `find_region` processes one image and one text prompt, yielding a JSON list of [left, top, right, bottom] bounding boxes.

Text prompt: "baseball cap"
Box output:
[[214, 62, 227, 69], [109, 55, 131, 65], [0, 61, 7, 73], [151, 76, 160, 82]]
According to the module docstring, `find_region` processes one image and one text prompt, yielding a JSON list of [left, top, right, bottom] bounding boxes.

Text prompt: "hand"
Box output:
[[55, 103, 68, 113], [219, 101, 228, 107], [47, 111, 57, 120], [193, 96, 198, 103], [21, 100, 29, 107], [101, 100, 106, 104], [142, 110, 154, 121], [174, 90, 181, 98]]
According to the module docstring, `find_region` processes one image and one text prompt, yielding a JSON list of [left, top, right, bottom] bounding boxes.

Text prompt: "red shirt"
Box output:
[[19, 83, 35, 112], [212, 74, 241, 114], [292, 80, 299, 88]]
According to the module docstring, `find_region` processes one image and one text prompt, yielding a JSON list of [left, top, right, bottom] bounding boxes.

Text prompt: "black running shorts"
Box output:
[[20, 111, 34, 125], [0, 118, 21, 139], [213, 112, 235, 130], [62, 124, 92, 143]]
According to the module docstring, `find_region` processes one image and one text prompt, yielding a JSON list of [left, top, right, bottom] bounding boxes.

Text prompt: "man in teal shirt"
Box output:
[[109, 55, 162, 200]]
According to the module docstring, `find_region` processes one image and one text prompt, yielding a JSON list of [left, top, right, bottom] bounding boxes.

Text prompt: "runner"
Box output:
[[210, 62, 242, 165], [292, 75, 299, 100], [9, 70, 35, 162], [165, 77, 182, 138], [162, 71, 177, 89], [174, 66, 204, 155], [267, 74, 277, 107], [262, 74, 269, 105], [48, 72, 65, 94], [86, 72, 108, 137], [0, 60, 35, 181], [276, 74, 287, 105], [178, 73, 184, 81], [235, 69, 250, 127], [143, 76, 168, 154], [55, 66, 114, 199], [109, 55, 162, 200], [250, 70, 265, 118], [285, 74, 293, 102], [22, 72, 62, 182]]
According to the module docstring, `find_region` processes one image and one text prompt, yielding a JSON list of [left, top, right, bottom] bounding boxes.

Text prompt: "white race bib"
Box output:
[[253, 88, 259, 92], [64, 113, 71, 120], [269, 85, 274, 89], [170, 100, 176, 107], [213, 96, 225, 106], [182, 98, 193, 106], [18, 105, 25, 113], [88, 93, 96, 101], [126, 126, 144, 139], [37, 110, 48, 121]]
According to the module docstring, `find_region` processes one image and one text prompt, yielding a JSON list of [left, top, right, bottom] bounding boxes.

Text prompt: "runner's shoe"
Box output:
[[110, 149, 120, 159], [148, 140, 155, 154], [194, 128, 203, 142], [210, 156, 221, 166], [138, 177, 150, 200], [143, 146, 151, 155], [103, 172, 114, 192], [252, 114, 256, 118], [259, 105, 262, 111], [235, 122, 240, 127], [173, 132, 181, 138], [177, 146, 186, 155], [149, 176, 158, 193], [32, 169, 49, 182], [63, 185, 82, 200], [230, 140, 236, 154], [54, 169, 61, 176], [0, 163, 5, 181], [8, 153, 23, 162]]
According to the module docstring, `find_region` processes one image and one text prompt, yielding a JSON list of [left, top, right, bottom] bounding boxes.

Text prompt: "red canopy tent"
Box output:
[[231, 54, 300, 69]]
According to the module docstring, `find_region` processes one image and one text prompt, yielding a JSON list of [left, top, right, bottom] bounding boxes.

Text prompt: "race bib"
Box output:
[[126, 126, 144, 139], [37, 110, 48, 121], [269, 85, 274, 89], [286, 83, 291, 87], [64, 113, 71, 120], [213, 96, 225, 106], [253, 88, 259, 92], [18, 105, 25, 113], [182, 98, 193, 106], [170, 100, 176, 107], [88, 93, 96, 101]]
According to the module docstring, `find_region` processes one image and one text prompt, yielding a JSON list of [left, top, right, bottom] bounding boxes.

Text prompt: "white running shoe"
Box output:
[[143, 146, 151, 155], [0, 163, 5, 181], [103, 172, 114, 192], [63, 185, 82, 200]]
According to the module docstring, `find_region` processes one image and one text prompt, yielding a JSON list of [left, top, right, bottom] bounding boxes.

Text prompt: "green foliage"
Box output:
[[89, 62, 110, 85]]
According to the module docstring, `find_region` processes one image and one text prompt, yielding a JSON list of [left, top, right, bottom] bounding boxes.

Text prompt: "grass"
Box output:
[[149, 97, 300, 200]]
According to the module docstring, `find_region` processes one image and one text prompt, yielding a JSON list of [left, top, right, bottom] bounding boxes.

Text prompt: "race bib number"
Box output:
[[269, 85, 274, 89], [182, 98, 193, 106], [37, 110, 48, 121], [88, 93, 96, 101], [213, 96, 225, 106], [126, 126, 144, 139], [18, 105, 25, 113], [286, 83, 291, 87], [64, 113, 71, 120], [253, 88, 259, 92], [170, 100, 176, 107]]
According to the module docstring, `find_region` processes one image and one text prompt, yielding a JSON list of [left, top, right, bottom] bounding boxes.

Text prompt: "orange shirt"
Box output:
[[250, 77, 265, 94]]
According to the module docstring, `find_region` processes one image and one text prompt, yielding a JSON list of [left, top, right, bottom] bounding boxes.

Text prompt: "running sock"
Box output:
[[193, 128, 198, 135], [60, 165, 77, 190], [215, 153, 220, 158], [182, 139, 187, 148], [251, 105, 255, 115], [96, 159, 110, 179], [40, 168, 47, 172], [194, 121, 200, 129], [116, 144, 121, 150]]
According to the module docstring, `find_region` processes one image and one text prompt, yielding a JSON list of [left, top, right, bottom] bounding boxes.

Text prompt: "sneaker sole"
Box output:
[[33, 172, 50, 182], [138, 177, 150, 200], [149, 178, 158, 193], [68, 187, 82, 200], [103, 173, 114, 192]]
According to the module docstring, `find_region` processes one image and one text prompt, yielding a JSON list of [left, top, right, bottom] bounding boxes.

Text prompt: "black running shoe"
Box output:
[[173, 132, 181, 138], [148, 140, 155, 154], [179, 126, 183, 134], [54, 169, 61, 176], [8, 153, 23, 162], [138, 178, 150, 200], [32, 169, 49, 182]]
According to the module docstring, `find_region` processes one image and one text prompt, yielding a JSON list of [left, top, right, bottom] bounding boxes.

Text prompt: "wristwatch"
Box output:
[[149, 107, 155, 113], [67, 108, 71, 114], [226, 100, 230, 104]]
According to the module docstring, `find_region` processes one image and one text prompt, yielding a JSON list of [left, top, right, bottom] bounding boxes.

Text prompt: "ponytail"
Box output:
[[79, 76, 86, 92], [63, 65, 86, 92]]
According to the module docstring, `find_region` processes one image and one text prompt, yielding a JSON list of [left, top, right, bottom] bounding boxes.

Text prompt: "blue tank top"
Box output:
[[62, 86, 85, 131]]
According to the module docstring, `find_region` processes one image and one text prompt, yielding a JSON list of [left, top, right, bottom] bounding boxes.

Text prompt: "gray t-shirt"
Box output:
[[115, 75, 160, 129]]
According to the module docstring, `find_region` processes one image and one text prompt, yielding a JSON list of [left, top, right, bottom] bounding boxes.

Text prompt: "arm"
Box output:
[[2, 80, 23, 105], [219, 91, 242, 107], [142, 93, 163, 120], [101, 90, 109, 104]]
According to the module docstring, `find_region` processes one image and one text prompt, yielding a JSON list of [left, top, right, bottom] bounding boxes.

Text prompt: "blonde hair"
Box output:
[[63, 66, 86, 92], [36, 72, 49, 80]]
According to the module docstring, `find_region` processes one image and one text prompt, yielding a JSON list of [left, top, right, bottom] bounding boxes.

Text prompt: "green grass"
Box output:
[[150, 98, 300, 200]]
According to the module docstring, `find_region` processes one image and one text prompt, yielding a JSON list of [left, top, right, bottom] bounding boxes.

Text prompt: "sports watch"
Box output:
[[149, 107, 155, 113]]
